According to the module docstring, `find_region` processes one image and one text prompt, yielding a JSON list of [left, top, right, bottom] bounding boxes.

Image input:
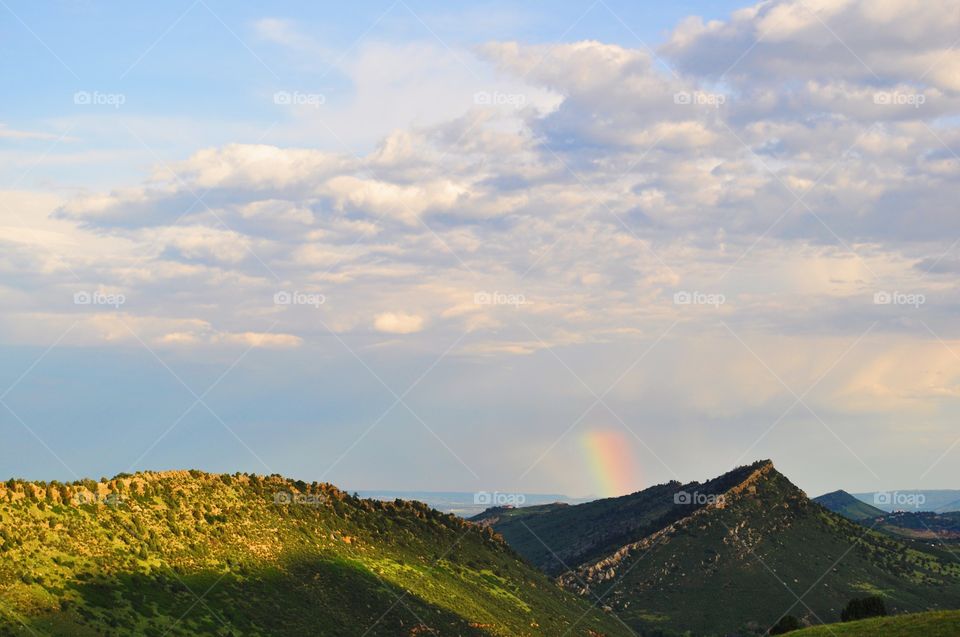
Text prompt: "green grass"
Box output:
[[0, 471, 629, 636], [791, 610, 960, 636]]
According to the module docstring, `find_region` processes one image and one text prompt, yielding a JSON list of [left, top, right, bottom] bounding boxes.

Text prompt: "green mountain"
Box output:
[[0, 471, 630, 637], [475, 461, 960, 636], [813, 490, 885, 522], [791, 610, 960, 636]]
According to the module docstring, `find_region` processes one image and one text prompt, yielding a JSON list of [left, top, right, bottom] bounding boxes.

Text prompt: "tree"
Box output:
[[769, 614, 802, 634], [841, 596, 887, 622]]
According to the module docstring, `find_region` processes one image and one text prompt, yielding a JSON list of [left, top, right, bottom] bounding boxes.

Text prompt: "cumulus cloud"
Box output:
[[6, 0, 960, 494], [4, 1, 960, 469], [664, 0, 960, 91], [373, 312, 425, 334]]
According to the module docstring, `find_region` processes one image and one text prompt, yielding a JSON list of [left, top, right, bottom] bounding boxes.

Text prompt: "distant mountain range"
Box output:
[[473, 461, 960, 635], [849, 490, 960, 513], [353, 490, 585, 517], [815, 488, 960, 544]]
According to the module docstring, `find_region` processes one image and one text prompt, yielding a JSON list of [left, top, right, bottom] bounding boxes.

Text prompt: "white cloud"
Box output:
[[0, 123, 75, 141], [4, 1, 960, 418], [373, 312, 425, 334]]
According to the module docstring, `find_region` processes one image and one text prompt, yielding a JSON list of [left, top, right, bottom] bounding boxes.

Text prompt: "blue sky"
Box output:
[[3, 0, 960, 498], [2, 1, 743, 185]]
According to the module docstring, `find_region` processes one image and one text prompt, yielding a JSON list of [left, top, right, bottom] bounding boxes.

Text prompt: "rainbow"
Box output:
[[582, 429, 640, 497]]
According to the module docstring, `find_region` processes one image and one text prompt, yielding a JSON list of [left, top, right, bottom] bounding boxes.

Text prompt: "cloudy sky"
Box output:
[[2, 0, 959, 499]]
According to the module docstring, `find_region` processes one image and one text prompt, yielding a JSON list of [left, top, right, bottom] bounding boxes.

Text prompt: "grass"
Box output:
[[791, 610, 960, 636]]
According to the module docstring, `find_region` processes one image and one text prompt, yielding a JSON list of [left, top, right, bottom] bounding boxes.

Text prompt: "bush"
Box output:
[[769, 614, 801, 634], [841, 596, 887, 622]]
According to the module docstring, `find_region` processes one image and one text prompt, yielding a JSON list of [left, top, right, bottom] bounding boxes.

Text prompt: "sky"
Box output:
[[2, 0, 960, 499]]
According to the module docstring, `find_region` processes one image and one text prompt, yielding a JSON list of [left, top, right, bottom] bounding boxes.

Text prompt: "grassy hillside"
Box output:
[[813, 490, 885, 522], [791, 610, 960, 636], [0, 471, 629, 637]]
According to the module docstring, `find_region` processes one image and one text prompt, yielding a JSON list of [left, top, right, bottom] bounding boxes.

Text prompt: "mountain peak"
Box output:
[[813, 488, 886, 521], [539, 463, 960, 634]]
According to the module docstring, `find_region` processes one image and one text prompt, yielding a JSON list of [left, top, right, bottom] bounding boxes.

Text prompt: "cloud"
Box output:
[[0, 124, 75, 141], [663, 0, 960, 91], [373, 312, 425, 334], [216, 331, 302, 348], [6, 0, 960, 496], [4, 1, 960, 417], [253, 18, 329, 57]]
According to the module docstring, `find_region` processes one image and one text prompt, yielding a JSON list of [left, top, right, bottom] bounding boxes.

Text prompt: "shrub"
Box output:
[[841, 596, 887, 622], [769, 614, 801, 634]]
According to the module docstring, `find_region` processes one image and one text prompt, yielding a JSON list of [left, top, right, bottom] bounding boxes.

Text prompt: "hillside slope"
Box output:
[[559, 462, 960, 635], [478, 461, 960, 636], [791, 610, 960, 636], [0, 471, 629, 637], [813, 490, 885, 522], [874, 511, 960, 540], [470, 462, 762, 576], [812, 491, 960, 546]]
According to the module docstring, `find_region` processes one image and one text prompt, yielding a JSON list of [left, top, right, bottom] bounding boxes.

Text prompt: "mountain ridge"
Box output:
[[478, 460, 960, 635], [0, 469, 629, 636]]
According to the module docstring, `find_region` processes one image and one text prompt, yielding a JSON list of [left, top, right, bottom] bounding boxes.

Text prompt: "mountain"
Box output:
[[0, 471, 629, 637], [470, 463, 764, 577], [813, 490, 885, 521], [353, 490, 584, 517], [791, 610, 960, 636], [475, 461, 960, 636], [813, 491, 960, 543], [851, 490, 960, 513], [874, 511, 960, 541]]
